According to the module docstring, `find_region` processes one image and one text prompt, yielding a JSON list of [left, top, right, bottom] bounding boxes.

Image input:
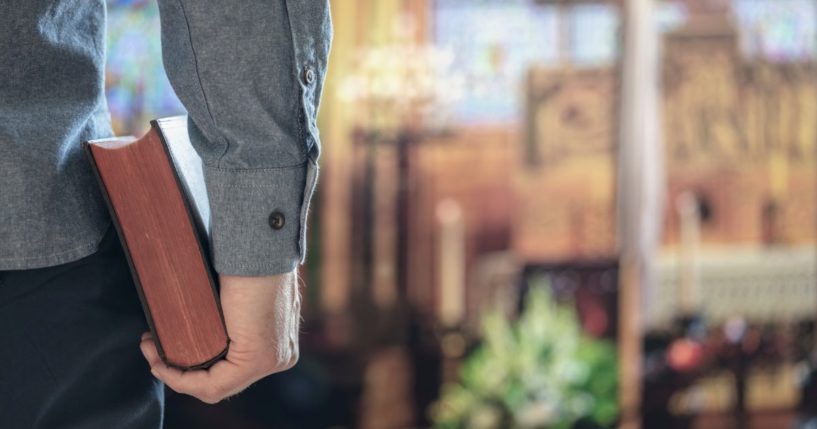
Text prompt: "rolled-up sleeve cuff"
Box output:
[[203, 158, 319, 276]]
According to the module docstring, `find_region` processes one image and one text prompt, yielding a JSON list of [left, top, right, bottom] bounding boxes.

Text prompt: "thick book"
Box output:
[[83, 116, 229, 370]]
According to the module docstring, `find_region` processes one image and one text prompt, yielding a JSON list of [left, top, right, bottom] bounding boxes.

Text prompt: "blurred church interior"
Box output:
[[105, 0, 817, 428]]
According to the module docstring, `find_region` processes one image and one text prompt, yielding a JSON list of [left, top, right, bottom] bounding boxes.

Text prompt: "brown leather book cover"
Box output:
[[83, 116, 229, 370]]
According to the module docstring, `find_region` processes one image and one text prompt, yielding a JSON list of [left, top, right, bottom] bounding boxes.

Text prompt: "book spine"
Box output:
[[82, 135, 229, 370]]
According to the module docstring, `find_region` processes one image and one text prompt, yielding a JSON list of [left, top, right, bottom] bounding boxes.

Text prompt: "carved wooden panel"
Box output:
[[516, 67, 618, 261], [662, 21, 817, 246]]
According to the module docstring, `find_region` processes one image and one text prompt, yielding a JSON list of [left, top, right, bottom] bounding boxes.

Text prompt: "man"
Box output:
[[0, 0, 332, 427]]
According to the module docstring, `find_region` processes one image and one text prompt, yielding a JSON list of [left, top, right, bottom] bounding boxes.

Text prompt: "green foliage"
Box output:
[[432, 282, 618, 429]]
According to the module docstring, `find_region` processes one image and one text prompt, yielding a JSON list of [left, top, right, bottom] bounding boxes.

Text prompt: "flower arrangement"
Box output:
[[432, 283, 618, 429]]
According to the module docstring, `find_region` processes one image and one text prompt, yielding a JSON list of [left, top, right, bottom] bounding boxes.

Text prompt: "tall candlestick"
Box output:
[[677, 191, 701, 314], [437, 199, 465, 327]]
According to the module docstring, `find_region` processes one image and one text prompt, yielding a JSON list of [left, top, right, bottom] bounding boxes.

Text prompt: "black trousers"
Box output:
[[0, 224, 164, 428]]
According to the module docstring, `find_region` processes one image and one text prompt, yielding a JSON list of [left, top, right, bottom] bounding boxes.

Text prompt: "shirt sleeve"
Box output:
[[156, 0, 332, 276]]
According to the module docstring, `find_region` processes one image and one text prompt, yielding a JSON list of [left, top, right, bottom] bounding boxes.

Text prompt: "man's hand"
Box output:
[[139, 270, 301, 404]]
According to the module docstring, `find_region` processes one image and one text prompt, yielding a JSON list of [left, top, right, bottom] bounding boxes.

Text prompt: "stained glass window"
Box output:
[[570, 4, 619, 67], [106, 0, 184, 135], [434, 0, 619, 124], [434, 0, 559, 123], [733, 0, 817, 62]]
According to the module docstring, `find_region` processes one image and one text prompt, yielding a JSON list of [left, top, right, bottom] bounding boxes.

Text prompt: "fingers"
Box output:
[[154, 360, 247, 404], [136, 269, 304, 405], [139, 332, 161, 367], [139, 332, 261, 404]]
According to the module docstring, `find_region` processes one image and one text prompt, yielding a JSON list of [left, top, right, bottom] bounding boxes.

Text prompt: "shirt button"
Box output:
[[268, 211, 285, 230], [303, 67, 316, 85]]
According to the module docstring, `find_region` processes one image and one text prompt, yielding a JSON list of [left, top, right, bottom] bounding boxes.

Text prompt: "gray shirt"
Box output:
[[0, 0, 332, 275]]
